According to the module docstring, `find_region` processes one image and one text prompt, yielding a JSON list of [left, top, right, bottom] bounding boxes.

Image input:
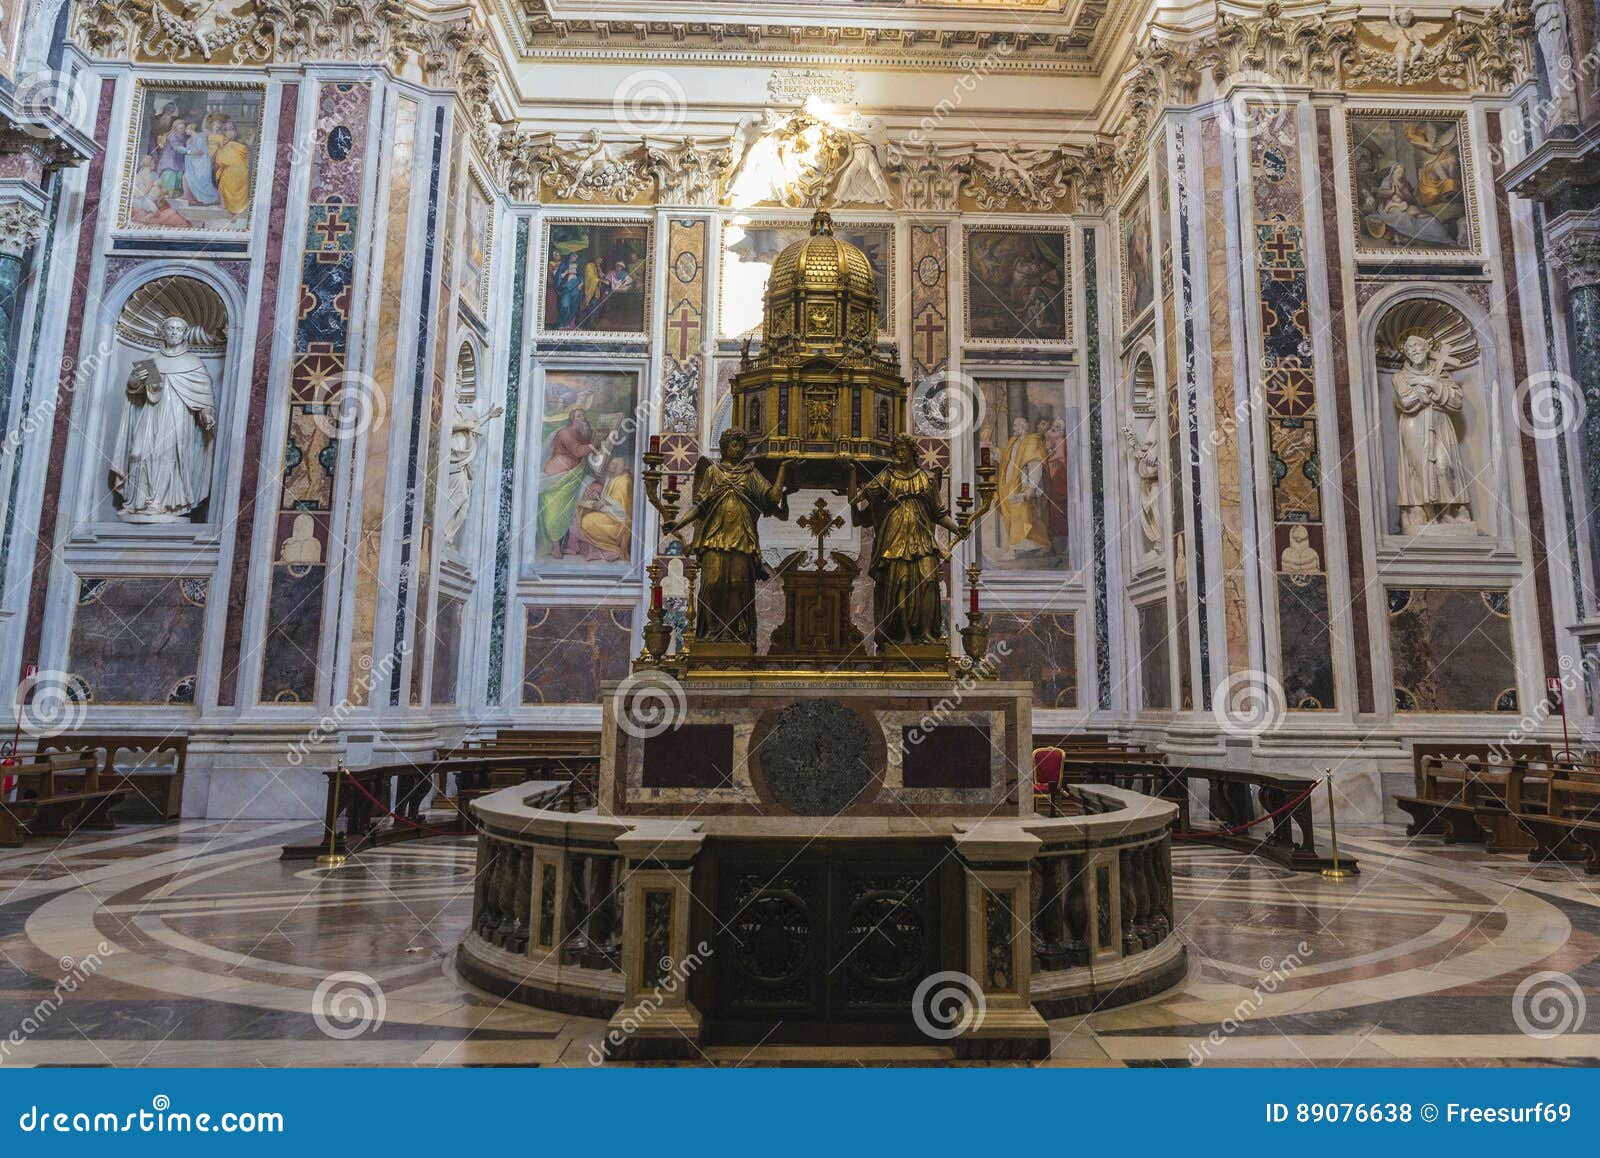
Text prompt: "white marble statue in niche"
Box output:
[[1123, 423, 1161, 556], [445, 400, 503, 547], [1393, 332, 1472, 533], [110, 314, 216, 523]]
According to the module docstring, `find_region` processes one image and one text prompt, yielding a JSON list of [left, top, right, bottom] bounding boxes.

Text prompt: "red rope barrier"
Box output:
[[1172, 776, 1324, 840], [336, 768, 475, 840]]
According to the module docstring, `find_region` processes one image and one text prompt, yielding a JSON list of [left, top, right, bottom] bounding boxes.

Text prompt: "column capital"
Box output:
[[1551, 225, 1600, 291], [0, 198, 47, 260]]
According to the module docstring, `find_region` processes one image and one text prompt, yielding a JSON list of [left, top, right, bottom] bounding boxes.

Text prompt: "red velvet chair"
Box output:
[[1033, 747, 1066, 813]]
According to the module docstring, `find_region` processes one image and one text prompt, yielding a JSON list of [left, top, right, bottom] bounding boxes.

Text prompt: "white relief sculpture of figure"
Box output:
[[444, 400, 503, 546], [1123, 424, 1161, 553], [1532, 0, 1581, 128], [723, 112, 786, 207], [1394, 333, 1472, 533], [280, 512, 322, 566], [110, 314, 215, 523], [831, 116, 895, 207], [1388, 6, 1427, 86], [1279, 524, 1321, 574]]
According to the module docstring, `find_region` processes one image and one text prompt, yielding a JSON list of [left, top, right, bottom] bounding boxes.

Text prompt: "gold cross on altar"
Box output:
[[796, 496, 844, 569]]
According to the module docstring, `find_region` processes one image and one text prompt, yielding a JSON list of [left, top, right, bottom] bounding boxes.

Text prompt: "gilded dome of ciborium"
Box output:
[[763, 209, 878, 351], [731, 208, 907, 491]]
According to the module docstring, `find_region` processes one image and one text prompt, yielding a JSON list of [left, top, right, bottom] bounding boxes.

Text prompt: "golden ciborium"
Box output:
[[637, 208, 999, 677]]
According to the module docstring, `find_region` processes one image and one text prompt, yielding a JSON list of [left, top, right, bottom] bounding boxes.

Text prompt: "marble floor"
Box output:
[[1, 820, 1597, 1067]]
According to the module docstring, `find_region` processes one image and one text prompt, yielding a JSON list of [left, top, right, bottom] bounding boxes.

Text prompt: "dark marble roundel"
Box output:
[[761, 699, 876, 816]]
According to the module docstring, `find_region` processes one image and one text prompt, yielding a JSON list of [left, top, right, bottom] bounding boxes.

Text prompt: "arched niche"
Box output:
[[1122, 347, 1161, 562], [96, 274, 231, 525], [1369, 294, 1493, 540], [445, 337, 501, 551], [456, 340, 479, 406]]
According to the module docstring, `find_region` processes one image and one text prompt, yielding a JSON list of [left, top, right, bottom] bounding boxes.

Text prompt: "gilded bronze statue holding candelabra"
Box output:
[[638, 208, 998, 677]]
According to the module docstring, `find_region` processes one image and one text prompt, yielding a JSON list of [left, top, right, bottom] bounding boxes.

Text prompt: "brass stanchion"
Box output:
[[316, 762, 349, 869], [1320, 767, 1352, 880]]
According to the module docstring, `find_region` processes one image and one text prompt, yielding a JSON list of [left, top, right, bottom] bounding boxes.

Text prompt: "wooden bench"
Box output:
[[1515, 768, 1600, 873], [1, 753, 127, 847], [35, 734, 187, 821], [1393, 742, 1551, 838]]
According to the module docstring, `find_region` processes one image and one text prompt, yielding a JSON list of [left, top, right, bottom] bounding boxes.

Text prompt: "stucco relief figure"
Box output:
[[1532, 0, 1581, 128], [280, 513, 321, 566], [831, 116, 895, 207], [444, 401, 503, 546], [1394, 333, 1472, 533], [1123, 425, 1161, 553], [110, 315, 215, 522], [1279, 525, 1321, 574], [664, 428, 790, 644]]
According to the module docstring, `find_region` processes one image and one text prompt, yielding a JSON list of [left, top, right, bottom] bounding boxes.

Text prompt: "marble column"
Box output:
[[0, 199, 46, 439], [1550, 227, 1600, 609]]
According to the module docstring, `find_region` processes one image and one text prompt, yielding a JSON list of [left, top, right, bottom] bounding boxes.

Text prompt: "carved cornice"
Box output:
[[512, 0, 1106, 74], [72, 0, 503, 77]]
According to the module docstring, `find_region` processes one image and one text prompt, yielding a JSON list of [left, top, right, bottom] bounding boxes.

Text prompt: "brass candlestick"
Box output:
[[959, 562, 990, 668], [637, 441, 688, 671]]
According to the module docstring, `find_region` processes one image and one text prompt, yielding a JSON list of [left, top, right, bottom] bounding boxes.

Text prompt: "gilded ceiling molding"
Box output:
[[72, 0, 503, 77], [511, 0, 1107, 73]]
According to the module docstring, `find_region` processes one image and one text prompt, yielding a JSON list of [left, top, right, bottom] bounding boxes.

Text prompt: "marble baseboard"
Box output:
[[183, 766, 327, 820]]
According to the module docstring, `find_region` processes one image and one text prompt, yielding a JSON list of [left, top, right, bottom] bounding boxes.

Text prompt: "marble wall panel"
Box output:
[[662, 217, 708, 434], [430, 596, 462, 706], [1200, 115, 1250, 678], [346, 96, 418, 704], [1249, 108, 1336, 711], [987, 610, 1077, 709], [257, 81, 373, 706], [1388, 588, 1518, 713], [1137, 599, 1171, 711], [522, 605, 633, 704], [67, 578, 206, 705]]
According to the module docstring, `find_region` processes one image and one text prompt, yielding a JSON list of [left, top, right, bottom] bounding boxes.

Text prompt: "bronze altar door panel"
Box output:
[[696, 840, 964, 1046]]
